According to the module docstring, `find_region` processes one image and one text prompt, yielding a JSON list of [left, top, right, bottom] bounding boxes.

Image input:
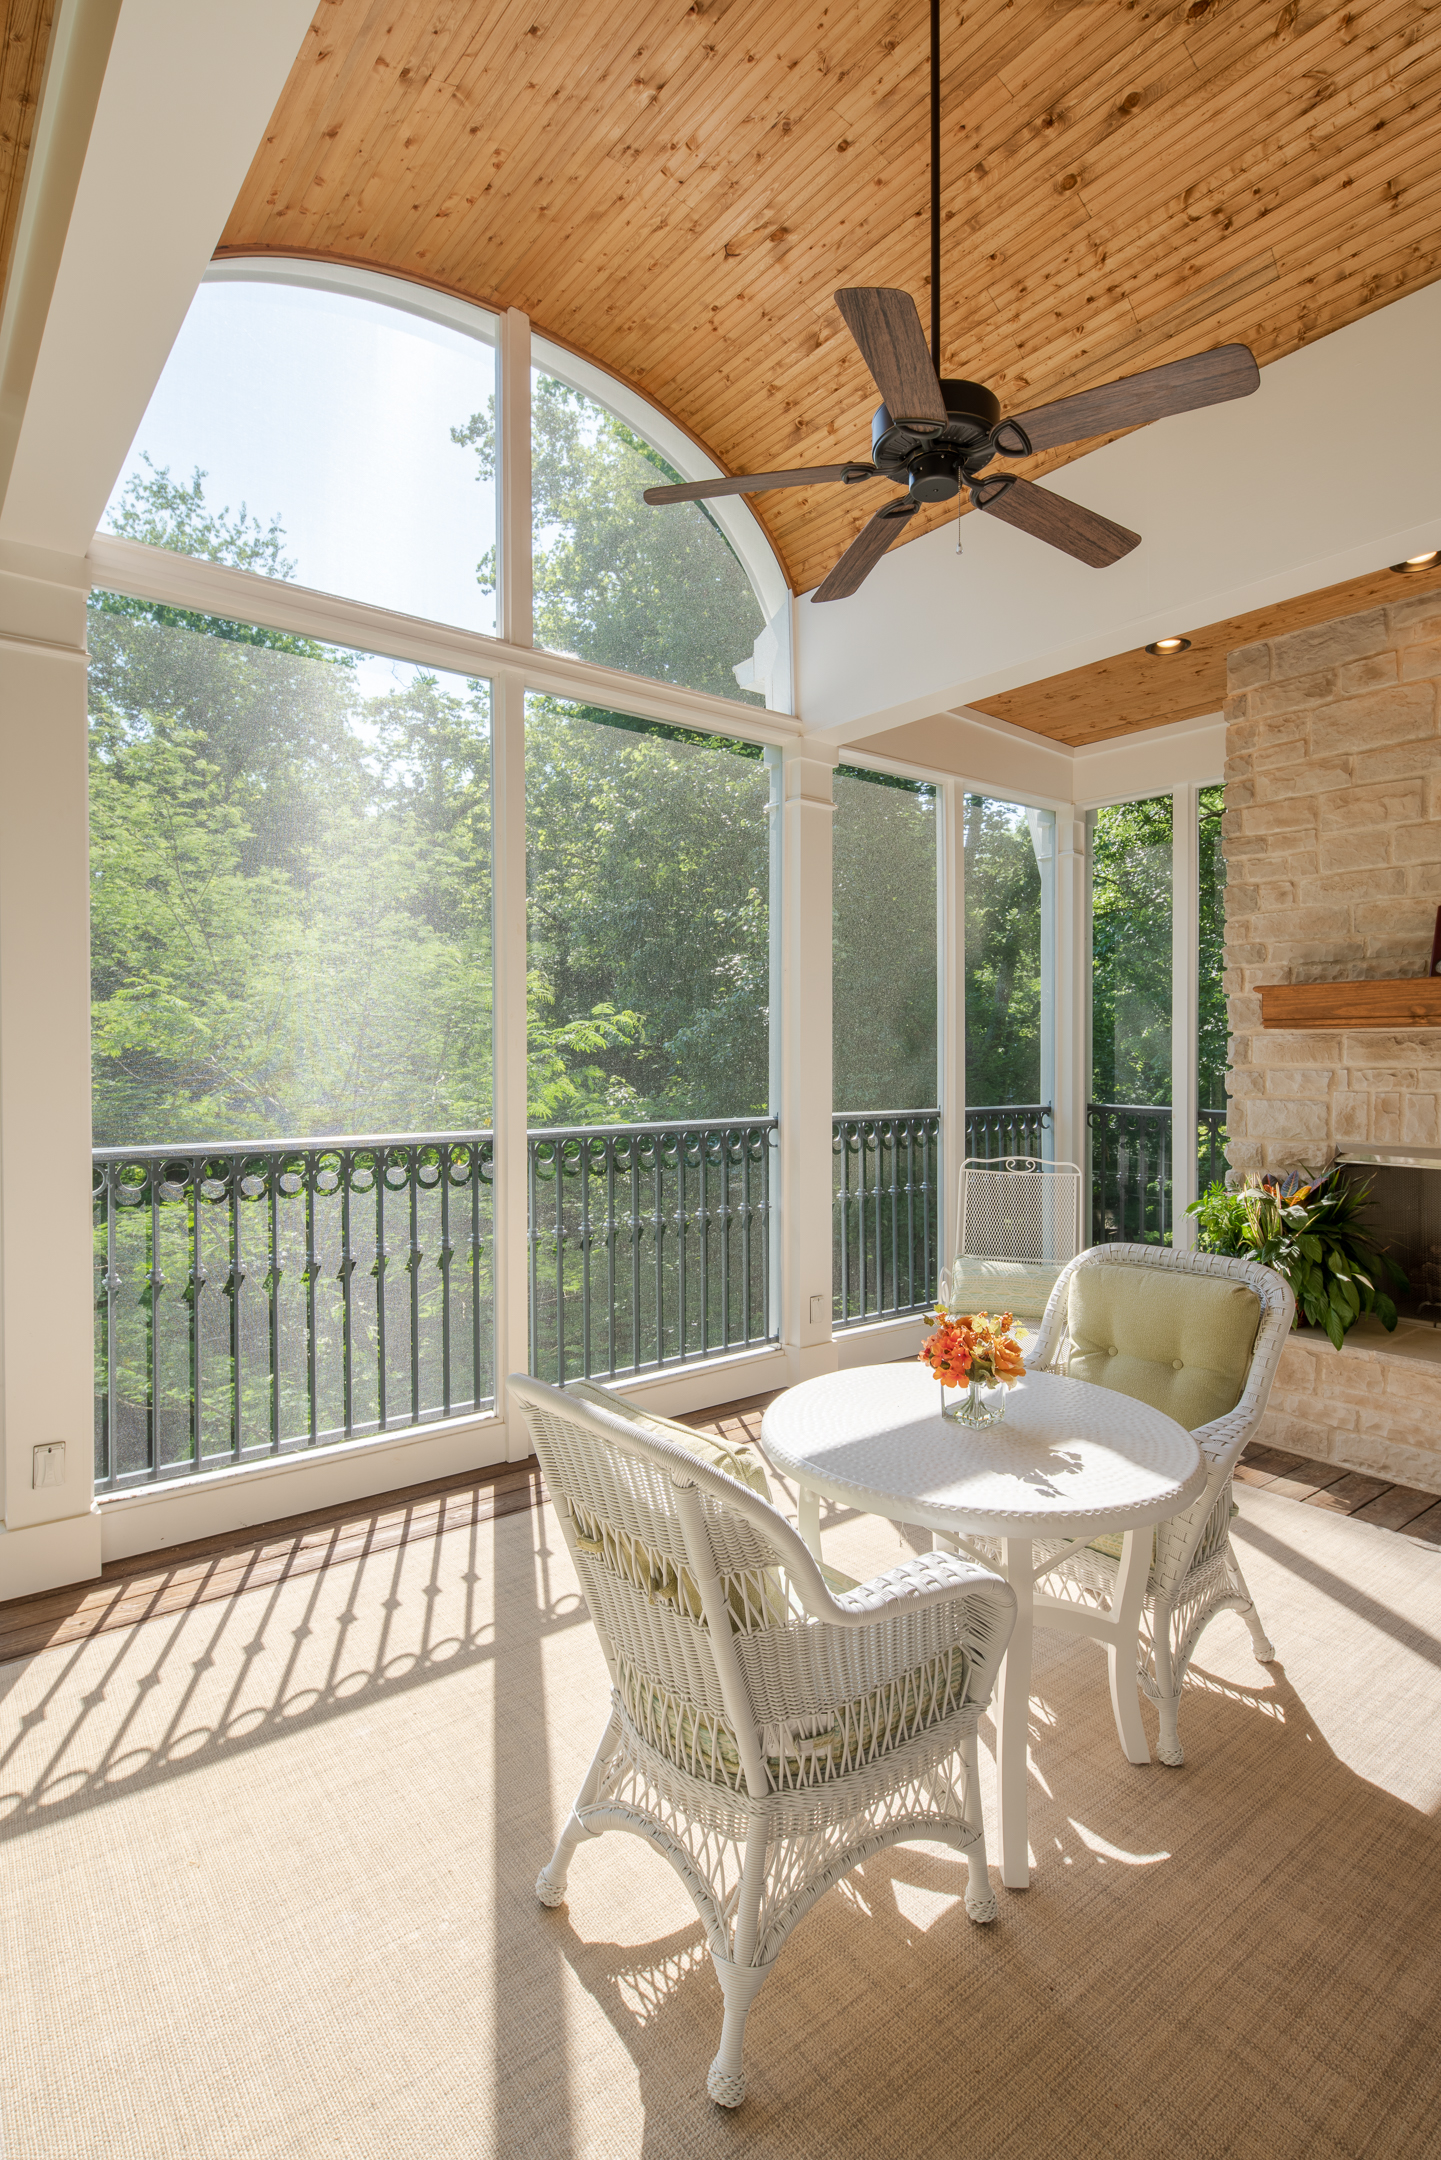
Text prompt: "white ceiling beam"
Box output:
[[0, 0, 317, 557], [798, 281, 1441, 748]]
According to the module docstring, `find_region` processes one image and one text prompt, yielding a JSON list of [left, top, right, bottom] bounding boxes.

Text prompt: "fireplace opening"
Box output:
[[1336, 1152, 1441, 1325]]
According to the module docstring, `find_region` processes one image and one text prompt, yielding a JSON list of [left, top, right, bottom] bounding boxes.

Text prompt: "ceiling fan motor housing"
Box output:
[[872, 378, 1003, 503]]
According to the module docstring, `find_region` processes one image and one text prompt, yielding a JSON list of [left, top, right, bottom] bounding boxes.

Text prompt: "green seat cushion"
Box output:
[[1066, 1265, 1261, 1432], [562, 1380, 788, 1628], [950, 1256, 1060, 1321]]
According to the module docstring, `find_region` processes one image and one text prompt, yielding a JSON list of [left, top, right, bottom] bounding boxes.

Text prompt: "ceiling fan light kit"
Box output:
[[643, 0, 1262, 604]]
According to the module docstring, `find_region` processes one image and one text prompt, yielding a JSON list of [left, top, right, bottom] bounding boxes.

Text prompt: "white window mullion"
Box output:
[[492, 666, 531, 1442], [777, 742, 838, 1378], [498, 307, 532, 649], [938, 778, 965, 1271]]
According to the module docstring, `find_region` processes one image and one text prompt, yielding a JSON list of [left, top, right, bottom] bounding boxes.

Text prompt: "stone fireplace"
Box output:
[[1222, 586, 1441, 1493]]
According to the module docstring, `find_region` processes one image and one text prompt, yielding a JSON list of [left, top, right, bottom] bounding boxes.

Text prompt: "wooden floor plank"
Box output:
[[1303, 1471, 1393, 1516], [1400, 1503, 1441, 1547], [1352, 1484, 1441, 1533], [0, 1460, 545, 1667]]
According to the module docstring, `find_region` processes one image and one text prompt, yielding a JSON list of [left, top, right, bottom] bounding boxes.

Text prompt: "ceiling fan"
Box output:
[[644, 0, 1259, 602]]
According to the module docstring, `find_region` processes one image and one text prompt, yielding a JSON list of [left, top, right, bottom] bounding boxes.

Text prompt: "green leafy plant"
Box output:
[[1187, 1166, 1408, 1349]]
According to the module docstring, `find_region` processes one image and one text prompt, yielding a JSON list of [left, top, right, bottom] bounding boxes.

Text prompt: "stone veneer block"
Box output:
[[1224, 592, 1441, 1487]]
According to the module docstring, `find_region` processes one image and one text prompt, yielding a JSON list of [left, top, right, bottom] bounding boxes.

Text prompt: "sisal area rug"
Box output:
[[2, 1478, 1438, 2160]]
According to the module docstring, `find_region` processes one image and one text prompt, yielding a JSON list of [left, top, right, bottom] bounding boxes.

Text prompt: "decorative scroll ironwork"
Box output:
[[1088, 1102, 1173, 1245], [964, 1103, 1053, 1163], [527, 1117, 777, 1386], [93, 1134, 494, 1493], [832, 1112, 941, 1328]]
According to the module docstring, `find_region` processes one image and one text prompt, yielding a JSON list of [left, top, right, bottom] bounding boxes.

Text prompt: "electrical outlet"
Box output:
[[33, 1442, 66, 1490], [809, 1293, 826, 1324]]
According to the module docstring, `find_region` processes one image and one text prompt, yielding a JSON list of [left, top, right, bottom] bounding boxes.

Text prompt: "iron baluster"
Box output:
[[439, 1147, 453, 1418]]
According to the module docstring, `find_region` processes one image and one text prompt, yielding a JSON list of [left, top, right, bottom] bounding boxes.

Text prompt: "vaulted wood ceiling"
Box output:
[[221, 0, 1441, 603], [0, 0, 55, 292]]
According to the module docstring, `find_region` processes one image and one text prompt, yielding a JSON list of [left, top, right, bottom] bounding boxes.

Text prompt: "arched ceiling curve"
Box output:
[[219, 0, 1441, 598]]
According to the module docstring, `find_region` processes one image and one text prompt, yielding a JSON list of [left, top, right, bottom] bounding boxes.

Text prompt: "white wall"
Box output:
[[798, 281, 1441, 746]]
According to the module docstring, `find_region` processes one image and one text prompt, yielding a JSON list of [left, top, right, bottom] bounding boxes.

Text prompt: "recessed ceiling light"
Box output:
[[1389, 550, 1441, 574], [1145, 636, 1192, 655]]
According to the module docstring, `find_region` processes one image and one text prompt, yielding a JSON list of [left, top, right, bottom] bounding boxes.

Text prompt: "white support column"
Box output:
[[497, 308, 532, 649], [938, 779, 965, 1271], [0, 562, 102, 1597], [778, 741, 839, 1382], [491, 666, 532, 1450], [1051, 812, 1090, 1192], [1171, 784, 1200, 1249]]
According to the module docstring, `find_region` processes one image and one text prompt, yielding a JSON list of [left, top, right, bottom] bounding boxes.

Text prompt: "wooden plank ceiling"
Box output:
[[222, 0, 1441, 615], [967, 553, 1441, 745], [0, 0, 56, 294]]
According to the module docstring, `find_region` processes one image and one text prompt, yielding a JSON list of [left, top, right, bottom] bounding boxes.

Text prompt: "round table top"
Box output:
[[760, 1364, 1206, 1541]]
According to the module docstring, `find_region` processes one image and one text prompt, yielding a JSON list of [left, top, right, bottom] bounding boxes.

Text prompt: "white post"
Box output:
[[1051, 812, 1090, 1207], [492, 667, 531, 1448], [778, 741, 838, 1382], [1171, 784, 1200, 1249], [0, 565, 101, 1597], [938, 779, 965, 1272], [497, 307, 532, 649]]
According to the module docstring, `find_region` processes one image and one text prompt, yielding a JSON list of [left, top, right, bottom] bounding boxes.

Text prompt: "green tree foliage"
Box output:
[[525, 700, 770, 1123], [833, 770, 937, 1111], [964, 796, 1042, 1106], [90, 466, 773, 1141], [1198, 783, 1227, 1112], [452, 377, 764, 702], [1092, 794, 1172, 1105]]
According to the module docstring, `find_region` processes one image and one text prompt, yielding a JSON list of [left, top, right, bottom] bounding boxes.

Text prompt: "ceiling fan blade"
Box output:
[[834, 289, 948, 426], [972, 475, 1140, 568], [1005, 344, 1259, 455], [813, 499, 920, 602], [644, 463, 876, 506]]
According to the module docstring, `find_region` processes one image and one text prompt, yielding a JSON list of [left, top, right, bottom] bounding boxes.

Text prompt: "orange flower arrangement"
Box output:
[[919, 1300, 1028, 1393]]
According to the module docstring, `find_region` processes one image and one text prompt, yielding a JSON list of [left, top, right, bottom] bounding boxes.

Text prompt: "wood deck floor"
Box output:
[[2, 1394, 1437, 1669]]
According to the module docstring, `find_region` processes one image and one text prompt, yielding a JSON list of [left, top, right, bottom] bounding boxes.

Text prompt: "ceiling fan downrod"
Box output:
[[930, 0, 942, 369]]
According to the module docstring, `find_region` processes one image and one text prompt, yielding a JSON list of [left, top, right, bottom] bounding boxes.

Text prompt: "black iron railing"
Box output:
[[1197, 1107, 1228, 1191], [1088, 1102, 1173, 1245], [94, 1134, 495, 1493], [527, 1117, 776, 1385], [832, 1112, 941, 1326], [964, 1103, 1052, 1162]]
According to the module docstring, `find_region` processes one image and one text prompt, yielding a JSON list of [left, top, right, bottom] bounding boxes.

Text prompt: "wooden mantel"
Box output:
[[1260, 979, 1441, 1031]]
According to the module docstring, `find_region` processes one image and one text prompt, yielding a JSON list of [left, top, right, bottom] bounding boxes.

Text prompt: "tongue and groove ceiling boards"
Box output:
[[222, 0, 1441, 604], [0, 0, 56, 288]]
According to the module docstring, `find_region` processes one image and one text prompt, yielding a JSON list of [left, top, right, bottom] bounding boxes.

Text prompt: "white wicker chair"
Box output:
[[1006, 1244, 1295, 1767], [510, 1374, 1016, 2108], [951, 1154, 1084, 1320]]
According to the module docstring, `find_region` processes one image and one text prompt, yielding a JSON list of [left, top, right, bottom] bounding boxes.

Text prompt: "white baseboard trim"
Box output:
[[98, 1411, 511, 1564], [834, 1313, 929, 1366], [0, 1508, 103, 1600]]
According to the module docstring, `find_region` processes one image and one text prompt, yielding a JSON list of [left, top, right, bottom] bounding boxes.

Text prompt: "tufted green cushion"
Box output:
[[1066, 1265, 1261, 1432], [950, 1256, 1060, 1321]]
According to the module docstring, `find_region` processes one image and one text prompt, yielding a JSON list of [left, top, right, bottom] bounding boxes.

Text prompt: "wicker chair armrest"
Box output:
[[828, 1548, 1014, 1621], [743, 1552, 1017, 1716]]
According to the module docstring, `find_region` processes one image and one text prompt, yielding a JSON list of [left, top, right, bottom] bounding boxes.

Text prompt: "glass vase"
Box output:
[[942, 1377, 1003, 1427]]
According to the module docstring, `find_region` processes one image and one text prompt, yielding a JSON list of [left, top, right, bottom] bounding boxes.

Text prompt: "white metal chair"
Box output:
[[951, 1154, 1084, 1320], [510, 1373, 1016, 2108], [1006, 1244, 1295, 1766]]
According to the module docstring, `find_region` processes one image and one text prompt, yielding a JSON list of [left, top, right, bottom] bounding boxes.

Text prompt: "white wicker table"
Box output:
[[760, 1363, 1206, 1890]]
